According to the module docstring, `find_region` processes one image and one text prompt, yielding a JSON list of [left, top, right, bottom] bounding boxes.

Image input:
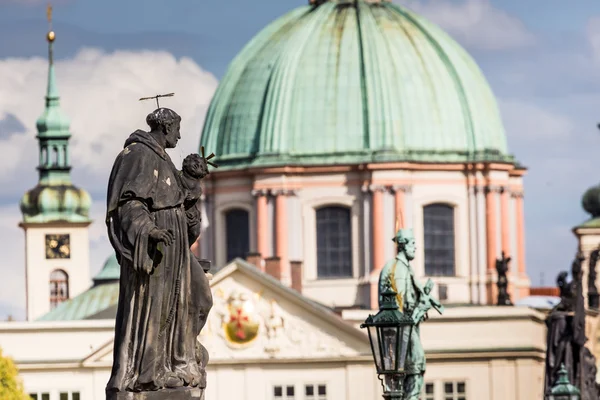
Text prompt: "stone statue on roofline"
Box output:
[[495, 251, 513, 306], [377, 220, 444, 400], [105, 99, 218, 399]]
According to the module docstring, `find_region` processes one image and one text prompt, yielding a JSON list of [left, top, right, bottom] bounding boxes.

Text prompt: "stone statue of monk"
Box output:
[[105, 108, 212, 398]]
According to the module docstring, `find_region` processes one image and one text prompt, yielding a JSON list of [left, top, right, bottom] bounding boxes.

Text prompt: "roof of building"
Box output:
[[93, 253, 120, 283], [36, 281, 119, 322], [36, 257, 337, 323], [200, 0, 513, 170], [37, 254, 120, 321]]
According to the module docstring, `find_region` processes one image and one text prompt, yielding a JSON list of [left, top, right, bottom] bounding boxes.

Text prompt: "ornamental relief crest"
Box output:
[[200, 284, 357, 360], [222, 290, 261, 347]]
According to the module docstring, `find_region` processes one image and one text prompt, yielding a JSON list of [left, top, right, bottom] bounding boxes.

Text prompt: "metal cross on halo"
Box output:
[[200, 146, 219, 172], [139, 92, 175, 109]]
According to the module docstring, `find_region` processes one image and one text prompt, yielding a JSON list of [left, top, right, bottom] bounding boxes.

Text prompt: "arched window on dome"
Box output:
[[225, 208, 250, 262], [316, 206, 352, 278], [49, 269, 69, 309], [423, 203, 456, 277]]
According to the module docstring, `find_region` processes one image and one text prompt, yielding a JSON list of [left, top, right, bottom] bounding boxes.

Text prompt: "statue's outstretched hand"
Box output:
[[150, 228, 175, 246]]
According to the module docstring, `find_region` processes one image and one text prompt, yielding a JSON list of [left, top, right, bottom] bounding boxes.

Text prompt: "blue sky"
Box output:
[[0, 0, 598, 318]]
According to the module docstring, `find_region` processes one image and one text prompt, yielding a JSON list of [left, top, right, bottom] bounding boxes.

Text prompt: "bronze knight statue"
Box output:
[[378, 228, 444, 400]]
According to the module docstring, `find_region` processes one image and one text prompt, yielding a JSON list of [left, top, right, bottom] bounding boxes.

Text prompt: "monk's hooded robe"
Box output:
[[105, 130, 201, 392]]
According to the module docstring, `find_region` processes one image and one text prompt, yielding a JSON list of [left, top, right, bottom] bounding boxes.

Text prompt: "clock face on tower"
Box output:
[[45, 234, 70, 259]]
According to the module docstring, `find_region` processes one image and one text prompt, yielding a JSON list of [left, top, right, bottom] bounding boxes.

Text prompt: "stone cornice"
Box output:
[[251, 189, 269, 197], [390, 184, 412, 194], [511, 190, 524, 199], [271, 188, 296, 196]]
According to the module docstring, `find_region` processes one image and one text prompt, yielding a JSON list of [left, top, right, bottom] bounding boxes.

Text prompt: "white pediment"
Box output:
[[81, 339, 114, 368], [201, 260, 370, 362]]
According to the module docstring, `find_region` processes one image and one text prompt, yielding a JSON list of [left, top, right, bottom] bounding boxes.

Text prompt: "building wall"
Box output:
[[2, 306, 546, 400], [16, 355, 544, 400], [203, 164, 529, 309], [573, 227, 600, 373], [22, 224, 91, 321]]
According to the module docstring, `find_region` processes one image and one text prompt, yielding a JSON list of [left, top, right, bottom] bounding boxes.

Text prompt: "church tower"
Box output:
[[19, 10, 92, 321]]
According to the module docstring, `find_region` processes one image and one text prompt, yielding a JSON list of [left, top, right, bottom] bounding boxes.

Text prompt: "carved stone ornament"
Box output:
[[204, 286, 356, 360]]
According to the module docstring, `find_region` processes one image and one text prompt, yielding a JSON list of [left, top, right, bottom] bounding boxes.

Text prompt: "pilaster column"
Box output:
[[274, 189, 295, 285], [485, 185, 500, 272], [391, 185, 411, 229], [273, 189, 290, 262], [513, 191, 526, 278], [500, 187, 510, 256], [368, 185, 386, 309], [370, 185, 386, 273], [252, 189, 269, 258], [485, 185, 500, 304]]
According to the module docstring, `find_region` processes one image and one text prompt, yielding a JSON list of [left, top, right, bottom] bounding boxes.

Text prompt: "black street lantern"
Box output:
[[548, 364, 580, 400], [361, 288, 415, 399]]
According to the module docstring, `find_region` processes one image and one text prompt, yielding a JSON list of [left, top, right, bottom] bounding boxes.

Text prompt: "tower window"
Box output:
[[53, 146, 59, 166], [49, 269, 69, 309], [40, 146, 48, 166], [423, 204, 455, 277], [316, 206, 352, 278], [225, 208, 250, 262]]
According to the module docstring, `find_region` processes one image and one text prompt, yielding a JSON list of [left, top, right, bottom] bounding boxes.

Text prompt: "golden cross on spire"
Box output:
[[47, 3, 53, 28], [46, 3, 55, 42]]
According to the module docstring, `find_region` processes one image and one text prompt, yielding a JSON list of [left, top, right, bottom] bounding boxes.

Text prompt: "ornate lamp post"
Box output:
[[361, 288, 414, 399], [548, 364, 580, 400]]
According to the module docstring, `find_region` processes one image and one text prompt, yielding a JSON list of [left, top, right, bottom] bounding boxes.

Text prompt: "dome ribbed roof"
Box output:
[[200, 0, 513, 169], [20, 184, 91, 223]]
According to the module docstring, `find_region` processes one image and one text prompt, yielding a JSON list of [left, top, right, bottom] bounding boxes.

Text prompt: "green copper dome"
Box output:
[[20, 184, 91, 223], [20, 29, 91, 224], [200, 0, 513, 168]]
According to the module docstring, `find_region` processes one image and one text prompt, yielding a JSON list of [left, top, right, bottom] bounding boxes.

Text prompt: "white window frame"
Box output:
[[272, 383, 296, 400], [420, 380, 468, 400], [303, 382, 327, 400]]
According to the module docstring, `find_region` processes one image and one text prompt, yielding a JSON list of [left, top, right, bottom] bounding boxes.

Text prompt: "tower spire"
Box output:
[[20, 5, 91, 225], [35, 4, 72, 185], [46, 4, 58, 99]]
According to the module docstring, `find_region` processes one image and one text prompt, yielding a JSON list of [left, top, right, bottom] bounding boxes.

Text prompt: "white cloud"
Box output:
[[498, 99, 575, 140], [0, 203, 25, 320], [398, 0, 535, 51], [0, 48, 219, 198], [0, 49, 218, 319]]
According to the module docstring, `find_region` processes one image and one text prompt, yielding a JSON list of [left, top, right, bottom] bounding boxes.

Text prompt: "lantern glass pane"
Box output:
[[397, 325, 411, 370], [381, 326, 398, 371], [368, 326, 382, 370], [383, 374, 402, 393]]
